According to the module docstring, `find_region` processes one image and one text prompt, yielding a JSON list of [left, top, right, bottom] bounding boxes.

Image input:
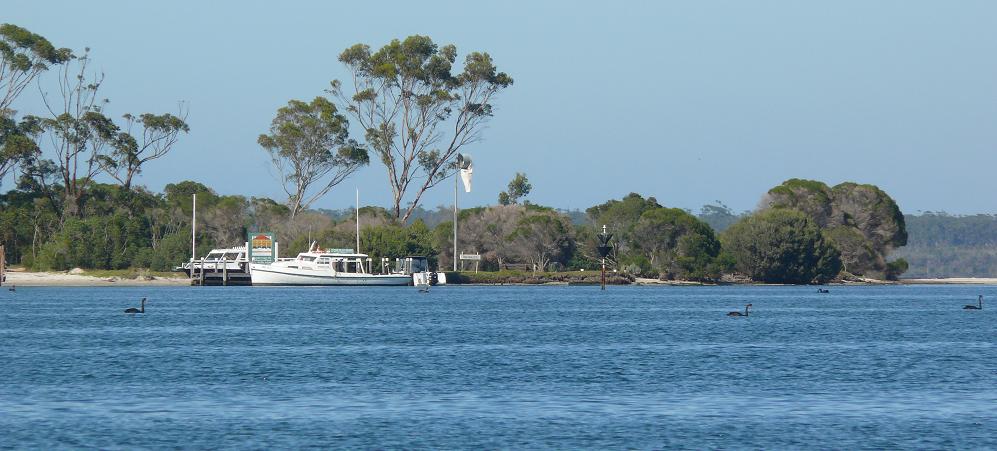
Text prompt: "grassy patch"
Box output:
[[444, 270, 632, 285]]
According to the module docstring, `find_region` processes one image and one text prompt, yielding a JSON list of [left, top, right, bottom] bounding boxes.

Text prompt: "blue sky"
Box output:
[[5, 0, 997, 214]]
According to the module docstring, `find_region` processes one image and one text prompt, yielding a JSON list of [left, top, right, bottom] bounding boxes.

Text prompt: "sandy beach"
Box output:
[[901, 277, 997, 285], [3, 271, 190, 287]]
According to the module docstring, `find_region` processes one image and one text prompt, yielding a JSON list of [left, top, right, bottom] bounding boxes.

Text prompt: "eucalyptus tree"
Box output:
[[258, 96, 369, 219], [0, 24, 71, 113], [0, 114, 38, 182], [329, 35, 513, 222], [0, 24, 70, 181], [97, 105, 189, 190], [31, 49, 116, 217], [498, 172, 531, 205], [510, 210, 574, 273]]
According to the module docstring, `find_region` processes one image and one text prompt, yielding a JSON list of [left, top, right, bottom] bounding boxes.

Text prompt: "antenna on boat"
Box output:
[[355, 187, 361, 254]]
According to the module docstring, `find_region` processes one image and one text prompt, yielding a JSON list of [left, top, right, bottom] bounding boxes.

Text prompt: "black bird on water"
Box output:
[[817, 288, 829, 293], [124, 297, 146, 314], [728, 303, 752, 317], [964, 295, 983, 310], [7, 285, 14, 292]]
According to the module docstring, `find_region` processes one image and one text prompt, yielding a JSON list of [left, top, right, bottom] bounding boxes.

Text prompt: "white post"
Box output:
[[191, 193, 196, 279], [453, 172, 458, 272]]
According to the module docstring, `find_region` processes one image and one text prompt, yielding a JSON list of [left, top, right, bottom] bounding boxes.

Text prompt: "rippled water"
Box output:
[[1, 285, 995, 449]]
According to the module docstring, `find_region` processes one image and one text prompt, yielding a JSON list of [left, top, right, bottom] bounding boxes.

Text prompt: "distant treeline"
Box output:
[[891, 213, 997, 278]]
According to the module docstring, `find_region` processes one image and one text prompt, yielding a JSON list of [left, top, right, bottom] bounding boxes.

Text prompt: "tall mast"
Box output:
[[355, 188, 360, 254], [191, 193, 197, 263]]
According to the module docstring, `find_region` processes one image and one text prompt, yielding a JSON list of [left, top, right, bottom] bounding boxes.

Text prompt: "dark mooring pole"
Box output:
[[597, 225, 613, 291]]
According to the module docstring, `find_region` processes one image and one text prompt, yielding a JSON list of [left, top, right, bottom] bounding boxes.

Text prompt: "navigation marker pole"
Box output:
[[597, 225, 613, 291]]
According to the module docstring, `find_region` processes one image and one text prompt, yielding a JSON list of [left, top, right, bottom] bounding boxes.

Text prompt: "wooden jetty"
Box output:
[[189, 257, 252, 286]]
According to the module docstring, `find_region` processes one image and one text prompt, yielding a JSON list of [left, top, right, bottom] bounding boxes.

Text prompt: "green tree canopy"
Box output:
[[632, 207, 724, 280], [722, 208, 842, 284], [498, 172, 531, 205], [1, 23, 71, 113], [762, 178, 906, 278]]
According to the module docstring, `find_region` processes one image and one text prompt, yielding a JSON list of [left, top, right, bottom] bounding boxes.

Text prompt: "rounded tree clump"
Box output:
[[722, 209, 842, 284], [760, 178, 907, 278]]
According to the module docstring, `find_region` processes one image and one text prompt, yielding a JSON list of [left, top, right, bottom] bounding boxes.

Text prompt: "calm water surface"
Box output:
[[1, 285, 995, 449]]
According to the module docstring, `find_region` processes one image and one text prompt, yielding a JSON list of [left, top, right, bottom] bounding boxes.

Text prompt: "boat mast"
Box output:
[[355, 188, 360, 254], [356, 188, 362, 273]]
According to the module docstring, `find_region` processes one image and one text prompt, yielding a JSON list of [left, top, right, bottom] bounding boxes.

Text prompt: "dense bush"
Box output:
[[762, 179, 906, 278], [722, 209, 842, 284]]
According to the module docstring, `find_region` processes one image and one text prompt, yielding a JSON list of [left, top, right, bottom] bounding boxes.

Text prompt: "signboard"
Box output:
[[249, 232, 275, 264], [459, 253, 482, 261]]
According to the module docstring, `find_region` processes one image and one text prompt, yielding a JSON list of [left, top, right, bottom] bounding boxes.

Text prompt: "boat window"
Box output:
[[335, 261, 346, 272], [346, 261, 358, 273], [410, 258, 428, 273], [224, 252, 240, 260], [315, 257, 330, 265], [206, 253, 221, 259], [301, 256, 316, 262]]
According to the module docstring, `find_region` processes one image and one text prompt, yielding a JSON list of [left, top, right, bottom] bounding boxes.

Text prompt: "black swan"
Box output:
[[124, 297, 146, 314], [7, 285, 14, 292], [964, 295, 983, 310], [817, 288, 829, 293], [728, 303, 752, 317]]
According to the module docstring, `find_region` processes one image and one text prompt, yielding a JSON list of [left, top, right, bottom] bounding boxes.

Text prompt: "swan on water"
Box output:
[[964, 295, 983, 310], [728, 303, 752, 317], [124, 297, 146, 314]]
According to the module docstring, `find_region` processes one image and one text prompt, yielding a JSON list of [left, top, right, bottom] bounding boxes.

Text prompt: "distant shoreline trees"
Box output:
[[0, 23, 929, 284]]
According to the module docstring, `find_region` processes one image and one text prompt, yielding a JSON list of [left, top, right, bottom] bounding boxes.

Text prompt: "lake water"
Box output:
[[0, 285, 994, 449]]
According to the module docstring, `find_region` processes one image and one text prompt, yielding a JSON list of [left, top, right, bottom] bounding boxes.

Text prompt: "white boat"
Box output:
[[393, 256, 446, 286], [176, 246, 249, 277], [250, 247, 411, 286]]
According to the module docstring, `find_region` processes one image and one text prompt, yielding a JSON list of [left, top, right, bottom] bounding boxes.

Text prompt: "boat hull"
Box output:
[[250, 266, 412, 286]]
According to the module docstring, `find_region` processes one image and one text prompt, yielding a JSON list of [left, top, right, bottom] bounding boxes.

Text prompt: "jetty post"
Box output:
[[0, 244, 5, 286], [597, 225, 613, 291]]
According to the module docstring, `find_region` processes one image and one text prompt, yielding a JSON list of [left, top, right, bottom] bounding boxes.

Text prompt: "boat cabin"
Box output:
[[395, 256, 429, 275], [278, 251, 374, 274]]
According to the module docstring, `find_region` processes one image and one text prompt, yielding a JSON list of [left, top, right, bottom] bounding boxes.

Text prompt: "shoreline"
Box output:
[[3, 271, 190, 287], [4, 271, 997, 287]]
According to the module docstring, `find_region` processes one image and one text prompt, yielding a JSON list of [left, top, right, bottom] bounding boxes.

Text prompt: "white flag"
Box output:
[[460, 167, 473, 193]]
